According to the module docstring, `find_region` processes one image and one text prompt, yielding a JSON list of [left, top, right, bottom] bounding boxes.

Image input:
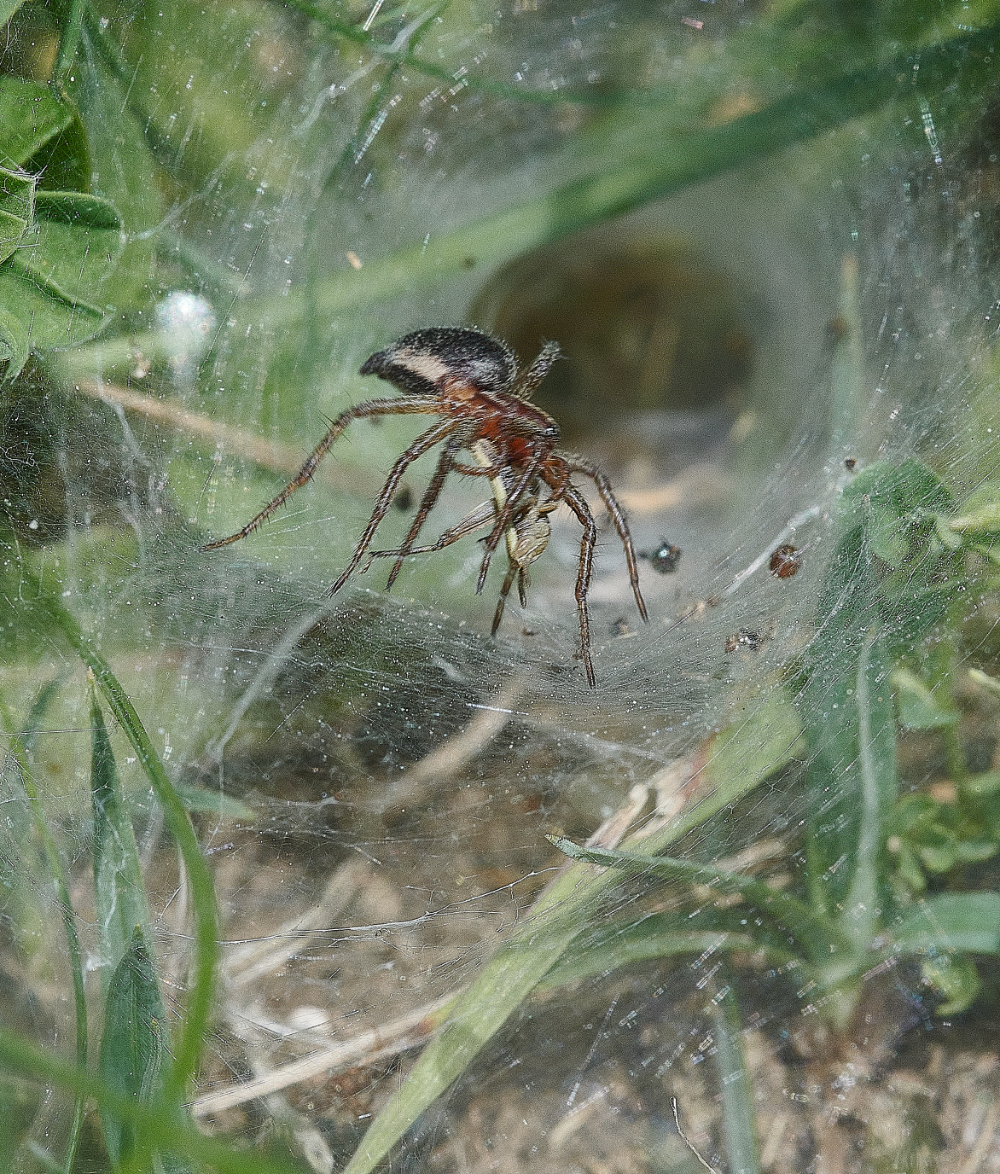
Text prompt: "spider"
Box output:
[[201, 326, 648, 685]]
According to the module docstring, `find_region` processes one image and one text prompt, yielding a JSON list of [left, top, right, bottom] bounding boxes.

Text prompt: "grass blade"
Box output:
[[0, 1028, 304, 1174], [712, 980, 760, 1174], [549, 839, 853, 966], [0, 683, 88, 1173], [841, 633, 898, 950], [16, 564, 218, 1103], [98, 926, 170, 1169], [544, 928, 756, 989], [802, 461, 953, 914], [90, 685, 156, 986], [892, 892, 1000, 956]]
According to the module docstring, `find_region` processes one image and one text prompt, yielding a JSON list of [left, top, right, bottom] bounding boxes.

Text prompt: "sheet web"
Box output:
[[3, 3, 1000, 1172]]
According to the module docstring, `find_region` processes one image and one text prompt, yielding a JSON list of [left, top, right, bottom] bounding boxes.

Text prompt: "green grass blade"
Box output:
[[712, 980, 760, 1174], [0, 1028, 304, 1174], [53, 0, 86, 84], [828, 254, 866, 456], [285, 0, 603, 107], [17, 565, 218, 1104], [543, 929, 755, 989], [892, 893, 1000, 956], [550, 839, 852, 966], [0, 683, 88, 1174], [98, 926, 170, 1169], [803, 461, 954, 913], [841, 633, 898, 950], [544, 897, 819, 989], [90, 688, 194, 1167], [90, 686, 157, 986]]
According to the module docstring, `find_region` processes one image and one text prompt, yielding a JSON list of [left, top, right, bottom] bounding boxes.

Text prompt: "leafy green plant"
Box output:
[[888, 788, 999, 896], [551, 462, 1000, 1014], [0, 76, 123, 378]]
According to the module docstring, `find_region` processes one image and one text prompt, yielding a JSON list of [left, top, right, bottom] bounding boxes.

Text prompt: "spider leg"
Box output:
[[477, 458, 569, 594], [466, 438, 513, 593], [331, 417, 460, 594], [468, 439, 548, 595], [475, 470, 553, 597], [555, 482, 598, 688], [512, 340, 561, 400], [451, 460, 498, 477], [364, 498, 496, 565], [474, 520, 508, 595], [384, 433, 462, 590], [490, 561, 519, 636], [565, 457, 648, 623], [200, 395, 443, 550]]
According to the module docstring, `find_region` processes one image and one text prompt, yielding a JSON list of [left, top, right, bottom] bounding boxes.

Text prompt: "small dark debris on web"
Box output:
[[641, 538, 682, 575], [724, 628, 760, 653], [769, 543, 803, 579]]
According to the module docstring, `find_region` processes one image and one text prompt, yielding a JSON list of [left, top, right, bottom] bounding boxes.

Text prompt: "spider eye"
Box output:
[[361, 327, 517, 396]]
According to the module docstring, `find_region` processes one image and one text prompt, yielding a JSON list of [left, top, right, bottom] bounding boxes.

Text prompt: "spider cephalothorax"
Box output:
[[202, 326, 647, 685]]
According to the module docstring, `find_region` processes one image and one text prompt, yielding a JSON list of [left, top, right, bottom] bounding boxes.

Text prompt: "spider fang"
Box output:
[[201, 326, 648, 686]]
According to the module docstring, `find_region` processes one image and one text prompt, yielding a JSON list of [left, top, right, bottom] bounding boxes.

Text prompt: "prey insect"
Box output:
[[201, 326, 648, 685]]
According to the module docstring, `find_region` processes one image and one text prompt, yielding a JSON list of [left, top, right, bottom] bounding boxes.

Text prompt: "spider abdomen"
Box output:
[[361, 326, 517, 398]]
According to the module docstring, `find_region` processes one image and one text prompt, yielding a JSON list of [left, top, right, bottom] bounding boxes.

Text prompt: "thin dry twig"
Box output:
[[672, 1096, 719, 1173], [190, 994, 453, 1117], [224, 859, 372, 990], [73, 377, 714, 519], [74, 379, 313, 477], [373, 675, 531, 811]]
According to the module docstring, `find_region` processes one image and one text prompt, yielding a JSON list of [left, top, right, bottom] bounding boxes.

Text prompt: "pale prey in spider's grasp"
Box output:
[[201, 326, 649, 686]]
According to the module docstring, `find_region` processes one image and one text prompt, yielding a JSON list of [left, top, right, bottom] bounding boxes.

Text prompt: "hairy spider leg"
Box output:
[[384, 432, 464, 590], [475, 449, 578, 597], [490, 494, 559, 634], [566, 457, 649, 623], [330, 417, 460, 594], [550, 480, 599, 687], [511, 340, 561, 400], [363, 452, 500, 577], [363, 497, 498, 568], [490, 563, 520, 636], [367, 470, 596, 684], [467, 439, 555, 595], [365, 476, 554, 581], [367, 473, 559, 633], [200, 396, 444, 551], [442, 437, 521, 591]]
